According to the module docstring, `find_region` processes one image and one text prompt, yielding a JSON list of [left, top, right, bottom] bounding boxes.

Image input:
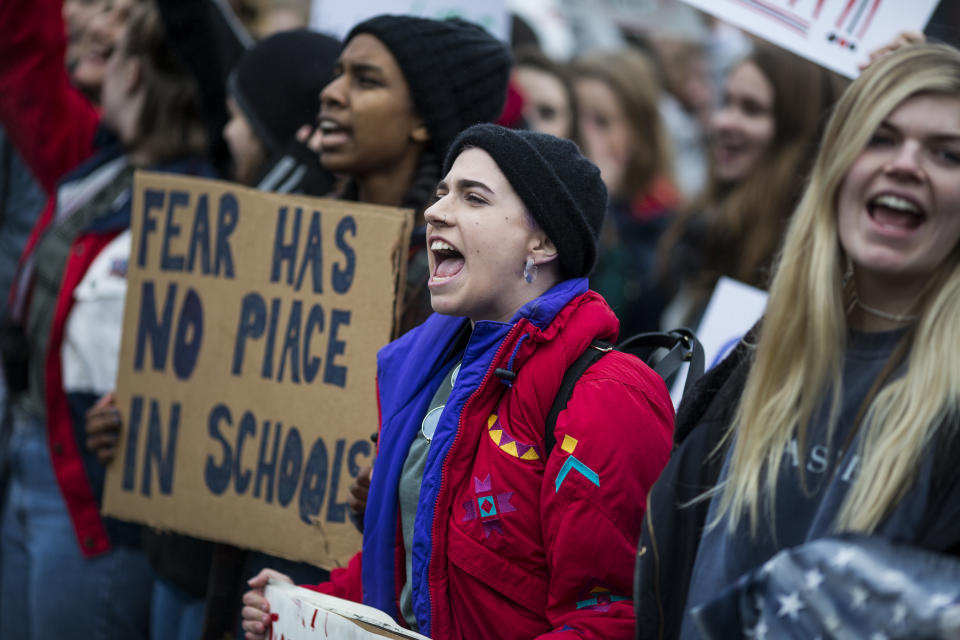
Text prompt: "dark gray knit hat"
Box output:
[[346, 15, 512, 158], [443, 123, 607, 278], [229, 29, 341, 153]]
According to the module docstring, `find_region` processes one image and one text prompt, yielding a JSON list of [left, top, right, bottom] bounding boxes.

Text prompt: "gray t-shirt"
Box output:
[[681, 328, 911, 639], [398, 360, 460, 631]]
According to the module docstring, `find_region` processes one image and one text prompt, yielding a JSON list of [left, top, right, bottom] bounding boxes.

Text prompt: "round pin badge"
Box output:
[[421, 406, 444, 441]]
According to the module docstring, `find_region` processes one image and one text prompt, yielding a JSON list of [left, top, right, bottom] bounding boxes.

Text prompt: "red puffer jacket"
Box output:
[[307, 278, 675, 639]]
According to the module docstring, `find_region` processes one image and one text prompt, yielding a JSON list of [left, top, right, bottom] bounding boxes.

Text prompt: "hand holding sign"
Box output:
[[242, 568, 293, 640], [86, 391, 121, 465], [348, 464, 372, 530], [859, 30, 926, 70]]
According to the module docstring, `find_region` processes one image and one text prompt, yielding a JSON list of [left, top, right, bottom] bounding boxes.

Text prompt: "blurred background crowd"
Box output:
[[1, 0, 959, 639]]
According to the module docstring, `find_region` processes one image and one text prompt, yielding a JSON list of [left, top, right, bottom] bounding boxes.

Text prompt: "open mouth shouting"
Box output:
[[317, 116, 352, 150], [428, 238, 465, 286], [866, 192, 926, 235]]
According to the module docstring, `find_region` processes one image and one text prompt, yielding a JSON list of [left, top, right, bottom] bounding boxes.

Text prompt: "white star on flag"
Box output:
[[804, 569, 824, 590], [879, 569, 905, 587], [832, 547, 857, 569], [746, 619, 768, 640], [891, 602, 908, 625], [869, 633, 889, 640], [824, 614, 841, 631], [850, 585, 869, 609], [930, 593, 955, 609], [776, 592, 805, 621]]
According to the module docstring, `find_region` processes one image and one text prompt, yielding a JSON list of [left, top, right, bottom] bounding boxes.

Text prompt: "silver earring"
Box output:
[[523, 256, 538, 283]]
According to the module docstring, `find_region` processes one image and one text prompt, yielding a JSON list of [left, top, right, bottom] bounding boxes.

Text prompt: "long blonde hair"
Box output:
[[716, 43, 960, 536]]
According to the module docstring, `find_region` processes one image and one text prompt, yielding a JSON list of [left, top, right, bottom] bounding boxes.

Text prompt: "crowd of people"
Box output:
[[0, 0, 958, 639]]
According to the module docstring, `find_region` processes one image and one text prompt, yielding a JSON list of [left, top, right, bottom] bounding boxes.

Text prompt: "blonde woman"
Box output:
[[635, 42, 960, 640]]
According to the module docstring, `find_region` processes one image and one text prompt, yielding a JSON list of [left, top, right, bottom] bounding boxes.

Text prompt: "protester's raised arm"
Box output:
[[0, 0, 100, 193]]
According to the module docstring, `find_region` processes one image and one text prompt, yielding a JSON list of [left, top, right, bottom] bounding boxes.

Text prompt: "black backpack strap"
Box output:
[[543, 339, 613, 456], [618, 329, 705, 398], [542, 330, 705, 458]]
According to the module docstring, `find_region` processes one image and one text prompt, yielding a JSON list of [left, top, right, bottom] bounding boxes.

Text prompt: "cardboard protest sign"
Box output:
[[309, 0, 509, 42], [102, 172, 412, 569], [679, 0, 942, 77], [265, 581, 430, 639]]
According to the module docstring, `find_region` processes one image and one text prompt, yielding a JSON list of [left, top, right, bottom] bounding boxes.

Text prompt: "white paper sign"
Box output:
[[670, 276, 767, 407], [309, 0, 509, 42], [697, 276, 767, 370], [265, 581, 432, 640], [679, 0, 942, 77]]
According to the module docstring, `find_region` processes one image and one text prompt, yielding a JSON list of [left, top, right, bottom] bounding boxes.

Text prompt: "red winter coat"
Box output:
[[306, 279, 674, 639]]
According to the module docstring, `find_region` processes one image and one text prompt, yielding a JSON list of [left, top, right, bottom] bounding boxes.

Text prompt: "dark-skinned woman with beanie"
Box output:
[[317, 14, 513, 333]]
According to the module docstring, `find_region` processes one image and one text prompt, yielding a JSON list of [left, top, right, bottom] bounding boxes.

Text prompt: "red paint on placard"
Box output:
[[267, 612, 280, 640], [311, 610, 318, 629], [836, 0, 857, 28], [858, 0, 883, 39]]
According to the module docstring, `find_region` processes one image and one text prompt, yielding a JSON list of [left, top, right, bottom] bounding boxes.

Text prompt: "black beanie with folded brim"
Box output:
[[443, 123, 607, 279], [346, 15, 512, 159]]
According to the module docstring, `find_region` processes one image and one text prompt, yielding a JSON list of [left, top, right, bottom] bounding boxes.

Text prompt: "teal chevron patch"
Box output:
[[555, 455, 600, 492]]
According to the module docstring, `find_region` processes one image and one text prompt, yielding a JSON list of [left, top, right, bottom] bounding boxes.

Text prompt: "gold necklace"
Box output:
[[854, 298, 918, 323]]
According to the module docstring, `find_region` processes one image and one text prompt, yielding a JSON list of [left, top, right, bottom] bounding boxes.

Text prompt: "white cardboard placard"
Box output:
[[671, 276, 767, 407], [679, 0, 941, 77], [697, 276, 768, 370], [265, 581, 431, 639]]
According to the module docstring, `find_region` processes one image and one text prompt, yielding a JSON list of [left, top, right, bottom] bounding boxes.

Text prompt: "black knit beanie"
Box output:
[[228, 29, 341, 153], [443, 124, 607, 278], [346, 15, 512, 158]]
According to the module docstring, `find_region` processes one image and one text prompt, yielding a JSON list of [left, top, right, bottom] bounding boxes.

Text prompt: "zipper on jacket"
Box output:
[[426, 324, 522, 636]]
